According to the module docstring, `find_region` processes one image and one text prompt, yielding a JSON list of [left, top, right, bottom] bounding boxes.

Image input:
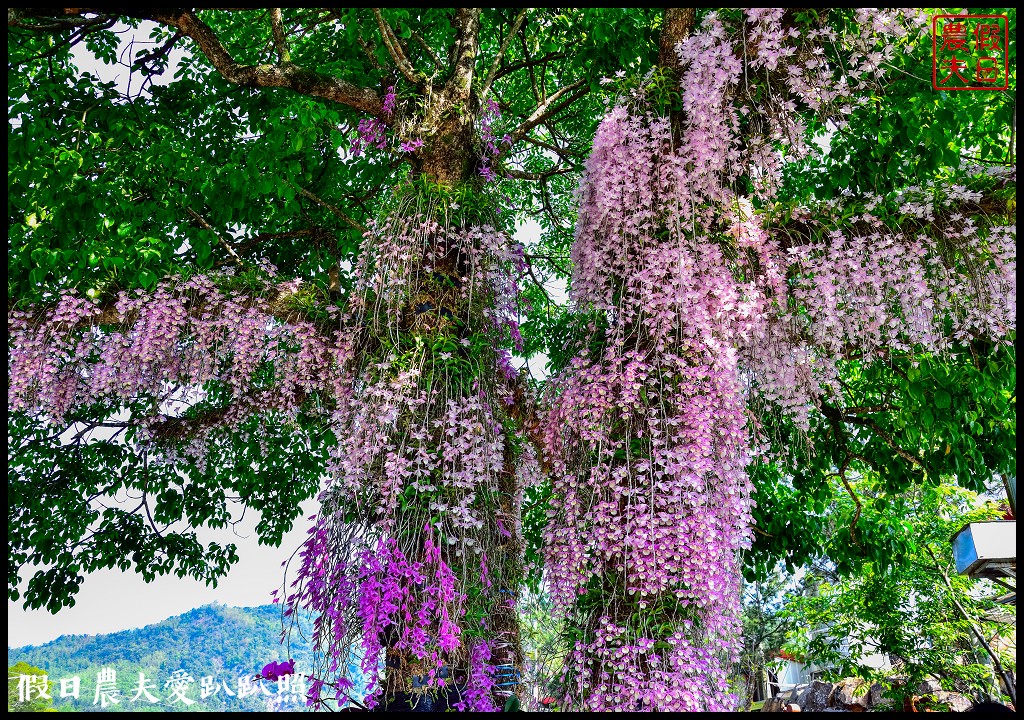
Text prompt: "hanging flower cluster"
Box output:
[[543, 8, 1011, 712], [543, 99, 755, 711], [734, 7, 924, 198], [543, 21, 762, 703], [455, 637, 500, 711], [8, 270, 349, 437], [789, 185, 1017, 357], [285, 209, 528, 710], [6, 207, 532, 713]]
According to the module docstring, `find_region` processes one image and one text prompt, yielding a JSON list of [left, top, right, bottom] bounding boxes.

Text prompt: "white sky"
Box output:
[[8, 505, 314, 648], [8, 24, 561, 648]]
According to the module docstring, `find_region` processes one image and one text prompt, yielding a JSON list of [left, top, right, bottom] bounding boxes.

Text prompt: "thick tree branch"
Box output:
[[505, 374, 552, 474], [447, 7, 481, 107], [372, 8, 421, 86], [8, 9, 111, 31], [658, 8, 696, 70], [659, 8, 697, 138], [154, 9, 382, 113], [768, 185, 1015, 254], [28, 9, 384, 114], [480, 8, 527, 102], [269, 8, 290, 63], [508, 79, 587, 144]]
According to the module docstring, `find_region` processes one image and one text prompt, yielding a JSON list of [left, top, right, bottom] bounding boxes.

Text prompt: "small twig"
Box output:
[[492, 51, 566, 82], [519, 132, 584, 161], [522, 256, 554, 306], [184, 207, 245, 266], [287, 181, 369, 234], [372, 8, 421, 86], [924, 544, 1016, 705], [131, 30, 182, 76], [10, 16, 117, 67], [835, 455, 861, 545], [520, 32, 542, 102], [840, 404, 893, 415], [538, 175, 572, 234], [505, 166, 575, 181], [524, 253, 570, 261], [507, 79, 588, 145], [844, 416, 924, 468], [74, 102, 98, 152], [409, 28, 444, 70], [231, 227, 331, 255], [821, 401, 923, 470], [355, 32, 386, 71]]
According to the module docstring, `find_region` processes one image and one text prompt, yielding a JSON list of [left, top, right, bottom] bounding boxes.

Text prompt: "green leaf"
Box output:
[[137, 268, 157, 288]]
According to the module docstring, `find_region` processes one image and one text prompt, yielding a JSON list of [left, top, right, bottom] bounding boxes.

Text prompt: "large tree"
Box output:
[[8, 7, 660, 711], [8, 7, 1016, 712]]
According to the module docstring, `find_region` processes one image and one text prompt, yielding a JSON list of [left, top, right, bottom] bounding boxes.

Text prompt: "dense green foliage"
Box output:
[[745, 6, 1016, 582], [780, 480, 1015, 703], [748, 341, 1017, 579]]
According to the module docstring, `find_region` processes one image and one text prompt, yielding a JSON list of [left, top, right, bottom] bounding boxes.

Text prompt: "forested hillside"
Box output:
[[8, 604, 314, 712]]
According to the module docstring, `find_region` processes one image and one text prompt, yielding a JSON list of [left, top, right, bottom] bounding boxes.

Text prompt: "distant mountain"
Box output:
[[7, 603, 314, 712]]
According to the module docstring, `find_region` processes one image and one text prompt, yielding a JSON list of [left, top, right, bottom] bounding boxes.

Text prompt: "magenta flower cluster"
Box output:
[[261, 659, 296, 682], [545, 58, 758, 714], [454, 638, 499, 712], [352, 117, 388, 157], [353, 532, 466, 706]]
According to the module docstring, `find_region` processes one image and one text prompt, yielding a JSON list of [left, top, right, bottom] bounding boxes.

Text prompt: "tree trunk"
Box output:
[[377, 11, 525, 709], [659, 8, 696, 69]]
